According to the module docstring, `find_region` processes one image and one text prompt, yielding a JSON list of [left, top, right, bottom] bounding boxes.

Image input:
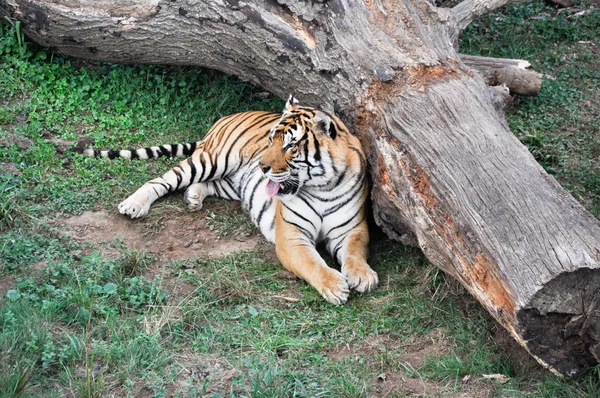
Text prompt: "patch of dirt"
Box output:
[[372, 373, 494, 398], [327, 333, 403, 362], [256, 238, 280, 264], [162, 274, 198, 297], [0, 134, 32, 150], [371, 373, 452, 397], [60, 210, 259, 261], [0, 162, 21, 175], [0, 275, 16, 302], [327, 328, 450, 369], [398, 328, 451, 369], [110, 349, 239, 397]]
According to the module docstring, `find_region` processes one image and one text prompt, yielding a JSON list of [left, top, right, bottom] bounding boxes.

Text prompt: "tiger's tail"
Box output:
[[82, 142, 202, 160]]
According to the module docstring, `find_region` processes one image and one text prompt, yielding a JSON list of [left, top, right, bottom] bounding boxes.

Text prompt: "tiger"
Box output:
[[84, 96, 378, 304]]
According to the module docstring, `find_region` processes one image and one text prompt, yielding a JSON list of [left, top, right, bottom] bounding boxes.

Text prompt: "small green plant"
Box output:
[[0, 364, 32, 397], [0, 17, 27, 57], [0, 17, 45, 60]]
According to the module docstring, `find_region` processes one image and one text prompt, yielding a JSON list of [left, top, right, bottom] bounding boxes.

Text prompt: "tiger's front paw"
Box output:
[[118, 195, 151, 219], [317, 268, 350, 305], [342, 257, 379, 294]]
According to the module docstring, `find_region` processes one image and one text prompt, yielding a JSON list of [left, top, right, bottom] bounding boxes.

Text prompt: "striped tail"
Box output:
[[83, 142, 201, 160]]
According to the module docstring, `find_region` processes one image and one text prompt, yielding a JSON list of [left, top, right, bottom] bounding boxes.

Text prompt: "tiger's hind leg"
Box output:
[[184, 179, 241, 211], [183, 182, 215, 211], [184, 183, 209, 211]]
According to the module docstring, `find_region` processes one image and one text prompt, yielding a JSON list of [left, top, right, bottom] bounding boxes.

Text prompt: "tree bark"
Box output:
[[3, 0, 600, 377]]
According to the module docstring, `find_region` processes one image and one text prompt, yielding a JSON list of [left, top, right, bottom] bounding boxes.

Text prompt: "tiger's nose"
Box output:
[[259, 163, 271, 174]]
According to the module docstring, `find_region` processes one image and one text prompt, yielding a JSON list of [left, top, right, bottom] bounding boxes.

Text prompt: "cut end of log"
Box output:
[[517, 268, 600, 377], [517, 60, 531, 70]]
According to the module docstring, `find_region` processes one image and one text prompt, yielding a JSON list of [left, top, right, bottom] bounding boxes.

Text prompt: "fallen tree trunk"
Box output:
[[2, 0, 600, 377]]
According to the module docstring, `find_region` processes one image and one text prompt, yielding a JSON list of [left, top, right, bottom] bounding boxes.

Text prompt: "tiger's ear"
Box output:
[[314, 111, 334, 138], [285, 95, 300, 111]]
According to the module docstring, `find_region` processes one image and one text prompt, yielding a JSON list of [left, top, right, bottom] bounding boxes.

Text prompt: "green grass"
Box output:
[[1, 3, 600, 396]]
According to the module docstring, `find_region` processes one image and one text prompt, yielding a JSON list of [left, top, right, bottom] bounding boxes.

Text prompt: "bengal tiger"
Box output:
[[85, 96, 378, 304]]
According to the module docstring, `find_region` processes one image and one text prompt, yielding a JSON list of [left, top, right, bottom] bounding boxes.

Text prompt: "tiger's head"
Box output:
[[259, 96, 341, 198]]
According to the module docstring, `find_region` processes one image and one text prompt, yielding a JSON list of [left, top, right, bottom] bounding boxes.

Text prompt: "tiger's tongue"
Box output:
[[265, 179, 280, 198]]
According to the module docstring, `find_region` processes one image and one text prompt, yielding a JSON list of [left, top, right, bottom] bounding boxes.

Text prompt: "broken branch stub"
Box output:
[[460, 54, 543, 96]]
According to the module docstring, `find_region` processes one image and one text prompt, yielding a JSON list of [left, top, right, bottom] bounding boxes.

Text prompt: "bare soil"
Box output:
[[328, 329, 497, 397], [0, 162, 21, 175], [59, 210, 259, 261], [371, 372, 494, 398], [0, 274, 16, 304], [327, 328, 450, 368]]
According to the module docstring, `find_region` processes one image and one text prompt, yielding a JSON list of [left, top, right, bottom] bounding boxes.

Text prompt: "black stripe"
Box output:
[[309, 174, 364, 202], [247, 128, 273, 148], [322, 111, 339, 140], [241, 164, 260, 199], [148, 181, 171, 191], [198, 154, 207, 182], [145, 147, 154, 158], [329, 121, 338, 140], [312, 133, 321, 161], [282, 216, 315, 242], [212, 182, 223, 198], [323, 186, 364, 217], [159, 145, 171, 157], [129, 149, 139, 160], [328, 206, 362, 233], [149, 180, 172, 192], [206, 112, 248, 148], [247, 177, 262, 213], [108, 150, 119, 159], [327, 214, 366, 244], [204, 154, 218, 181], [223, 114, 279, 176], [184, 142, 197, 156], [173, 166, 183, 190], [282, 203, 315, 228], [256, 201, 271, 227], [296, 193, 322, 220], [187, 157, 197, 184], [222, 177, 238, 199]]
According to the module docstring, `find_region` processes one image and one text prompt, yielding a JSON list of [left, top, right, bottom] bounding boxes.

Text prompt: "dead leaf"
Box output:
[[272, 295, 300, 303], [222, 368, 237, 381], [482, 374, 510, 384]]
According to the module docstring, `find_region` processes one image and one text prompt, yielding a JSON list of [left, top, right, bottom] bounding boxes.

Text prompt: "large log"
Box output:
[[3, 0, 600, 377]]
